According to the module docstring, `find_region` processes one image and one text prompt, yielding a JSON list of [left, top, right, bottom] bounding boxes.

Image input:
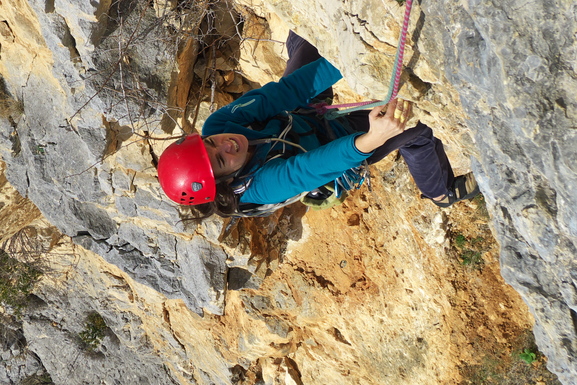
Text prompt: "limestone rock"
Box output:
[[417, 1, 577, 381], [0, 0, 576, 383], [238, 0, 577, 382], [0, 0, 226, 316]]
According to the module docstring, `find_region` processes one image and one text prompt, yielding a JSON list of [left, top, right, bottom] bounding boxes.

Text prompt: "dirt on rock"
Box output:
[[213, 157, 562, 384], [0, 2, 566, 382]]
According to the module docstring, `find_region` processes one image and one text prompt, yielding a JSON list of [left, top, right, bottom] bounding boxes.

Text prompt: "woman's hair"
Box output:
[[184, 142, 263, 219], [186, 181, 240, 219]]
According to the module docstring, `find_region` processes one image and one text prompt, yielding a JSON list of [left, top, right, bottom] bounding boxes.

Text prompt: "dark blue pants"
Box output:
[[284, 31, 453, 198]]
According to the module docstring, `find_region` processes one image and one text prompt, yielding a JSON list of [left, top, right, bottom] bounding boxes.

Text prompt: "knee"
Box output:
[[400, 122, 435, 149], [414, 122, 433, 139]]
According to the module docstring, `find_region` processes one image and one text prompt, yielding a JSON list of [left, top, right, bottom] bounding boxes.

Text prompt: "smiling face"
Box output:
[[203, 133, 250, 179]]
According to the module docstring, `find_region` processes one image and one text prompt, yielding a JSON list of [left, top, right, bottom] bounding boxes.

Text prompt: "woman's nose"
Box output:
[[221, 140, 233, 154]]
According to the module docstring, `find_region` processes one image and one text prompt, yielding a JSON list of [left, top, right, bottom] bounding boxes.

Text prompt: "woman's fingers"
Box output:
[[369, 103, 388, 118], [399, 100, 412, 125], [369, 98, 402, 119], [391, 99, 412, 128], [369, 98, 413, 129], [386, 98, 398, 117], [360, 99, 415, 151]]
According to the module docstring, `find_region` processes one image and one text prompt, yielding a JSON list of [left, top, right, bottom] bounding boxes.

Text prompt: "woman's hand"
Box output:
[[354, 99, 412, 153]]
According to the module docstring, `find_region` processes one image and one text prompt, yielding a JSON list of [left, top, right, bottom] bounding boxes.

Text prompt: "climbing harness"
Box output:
[[230, 114, 369, 217], [212, 1, 422, 215], [313, 0, 414, 120]]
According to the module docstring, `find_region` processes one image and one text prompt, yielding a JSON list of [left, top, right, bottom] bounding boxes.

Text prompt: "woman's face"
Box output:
[[203, 134, 250, 178]]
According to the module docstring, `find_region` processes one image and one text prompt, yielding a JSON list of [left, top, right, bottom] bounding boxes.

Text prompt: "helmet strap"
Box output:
[[215, 168, 244, 185]]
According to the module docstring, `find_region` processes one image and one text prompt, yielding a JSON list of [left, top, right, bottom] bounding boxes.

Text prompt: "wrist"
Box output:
[[354, 132, 382, 153]]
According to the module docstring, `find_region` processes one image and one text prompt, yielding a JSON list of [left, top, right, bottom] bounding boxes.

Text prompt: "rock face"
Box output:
[[0, 0, 228, 315], [0, 0, 576, 384], [266, 0, 577, 380], [415, 0, 577, 380]]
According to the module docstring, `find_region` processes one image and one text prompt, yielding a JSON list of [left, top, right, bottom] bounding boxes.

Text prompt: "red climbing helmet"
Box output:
[[157, 134, 216, 205]]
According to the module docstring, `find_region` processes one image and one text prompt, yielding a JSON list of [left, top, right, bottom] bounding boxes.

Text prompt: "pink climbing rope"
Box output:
[[312, 100, 376, 115], [313, 0, 414, 119], [391, 0, 413, 99]]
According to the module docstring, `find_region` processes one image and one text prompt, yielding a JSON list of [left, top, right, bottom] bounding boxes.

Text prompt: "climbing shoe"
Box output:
[[431, 172, 480, 208]]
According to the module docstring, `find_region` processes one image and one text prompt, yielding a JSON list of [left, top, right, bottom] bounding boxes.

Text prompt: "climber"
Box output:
[[157, 31, 480, 217]]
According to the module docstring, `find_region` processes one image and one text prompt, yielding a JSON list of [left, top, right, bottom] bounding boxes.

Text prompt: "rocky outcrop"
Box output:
[[416, 1, 577, 380], [234, 0, 577, 381], [0, 0, 229, 315], [0, 0, 575, 384]]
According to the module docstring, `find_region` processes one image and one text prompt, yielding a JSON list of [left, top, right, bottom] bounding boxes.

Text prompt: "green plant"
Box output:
[[460, 249, 483, 266], [518, 349, 537, 364], [455, 234, 467, 249], [460, 330, 562, 384], [19, 373, 54, 385], [472, 194, 489, 219], [452, 233, 486, 268], [35, 145, 46, 155], [79, 312, 107, 351], [0, 250, 42, 314]]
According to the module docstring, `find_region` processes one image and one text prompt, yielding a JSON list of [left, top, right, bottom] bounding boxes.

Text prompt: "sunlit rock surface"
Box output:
[[0, 0, 575, 383]]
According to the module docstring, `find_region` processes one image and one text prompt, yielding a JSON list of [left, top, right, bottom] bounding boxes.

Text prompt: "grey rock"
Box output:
[[89, 0, 177, 126], [111, 169, 133, 193], [421, 0, 577, 381], [227, 267, 263, 290], [115, 195, 138, 217], [73, 231, 227, 315], [1, 0, 577, 383], [0, 317, 48, 385], [14, 283, 215, 385], [0, 0, 226, 317]]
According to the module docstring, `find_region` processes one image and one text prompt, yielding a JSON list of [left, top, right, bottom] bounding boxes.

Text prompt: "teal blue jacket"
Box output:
[[202, 58, 372, 205]]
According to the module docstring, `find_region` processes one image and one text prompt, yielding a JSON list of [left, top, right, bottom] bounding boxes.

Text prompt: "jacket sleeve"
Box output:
[[202, 58, 342, 136], [239, 134, 371, 204]]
